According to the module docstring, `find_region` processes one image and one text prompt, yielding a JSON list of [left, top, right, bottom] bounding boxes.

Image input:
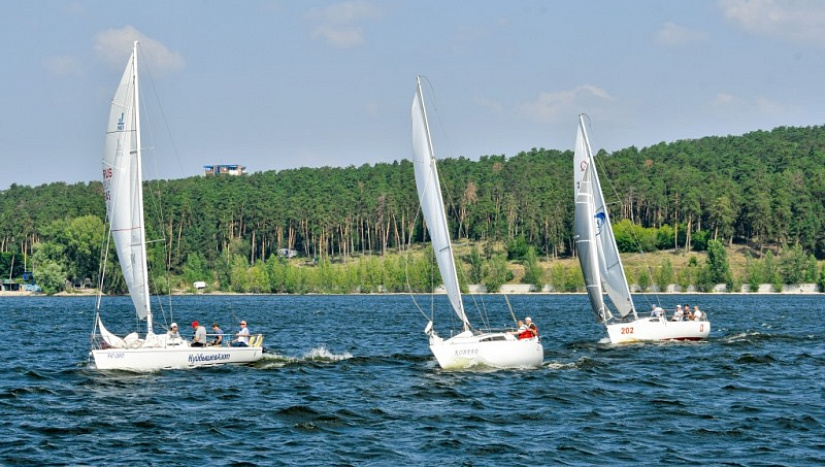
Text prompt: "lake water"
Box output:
[[0, 293, 822, 466]]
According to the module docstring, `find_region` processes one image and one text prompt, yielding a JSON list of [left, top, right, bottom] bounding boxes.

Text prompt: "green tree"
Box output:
[[818, 264, 825, 292], [745, 253, 763, 293], [779, 244, 807, 286], [636, 269, 651, 292], [32, 259, 66, 295], [521, 247, 544, 290], [705, 240, 732, 288], [655, 258, 674, 292], [763, 251, 782, 292], [466, 246, 484, 284], [183, 252, 210, 285], [483, 254, 511, 293]]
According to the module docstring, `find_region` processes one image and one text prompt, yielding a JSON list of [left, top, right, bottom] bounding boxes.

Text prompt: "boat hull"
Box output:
[[606, 318, 710, 344], [91, 346, 263, 371], [429, 331, 544, 369]]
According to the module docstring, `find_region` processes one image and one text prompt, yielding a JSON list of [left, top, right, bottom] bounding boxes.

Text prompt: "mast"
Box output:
[[132, 41, 153, 332]]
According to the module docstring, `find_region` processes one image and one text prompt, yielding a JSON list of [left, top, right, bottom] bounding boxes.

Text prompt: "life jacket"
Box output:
[[528, 323, 538, 337], [517, 329, 533, 340]]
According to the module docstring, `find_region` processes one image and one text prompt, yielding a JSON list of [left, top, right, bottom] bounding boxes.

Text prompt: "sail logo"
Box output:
[[117, 113, 125, 131], [594, 212, 606, 235]]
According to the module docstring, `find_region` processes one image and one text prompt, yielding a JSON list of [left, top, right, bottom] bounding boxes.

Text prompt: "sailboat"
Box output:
[[90, 41, 264, 370], [573, 114, 711, 343], [411, 76, 544, 369]]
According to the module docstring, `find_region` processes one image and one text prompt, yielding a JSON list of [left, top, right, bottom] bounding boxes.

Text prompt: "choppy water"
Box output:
[[0, 293, 823, 466]]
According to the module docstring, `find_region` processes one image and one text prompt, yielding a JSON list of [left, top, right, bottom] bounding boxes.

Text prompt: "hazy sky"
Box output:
[[2, 0, 824, 189]]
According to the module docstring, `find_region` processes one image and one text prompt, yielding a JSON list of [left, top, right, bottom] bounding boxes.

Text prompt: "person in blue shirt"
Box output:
[[210, 323, 225, 346]]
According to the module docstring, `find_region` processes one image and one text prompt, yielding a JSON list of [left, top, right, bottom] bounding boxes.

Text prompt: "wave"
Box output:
[[256, 345, 354, 369]]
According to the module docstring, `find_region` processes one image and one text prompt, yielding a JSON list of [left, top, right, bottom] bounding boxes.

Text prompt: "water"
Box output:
[[0, 294, 823, 466]]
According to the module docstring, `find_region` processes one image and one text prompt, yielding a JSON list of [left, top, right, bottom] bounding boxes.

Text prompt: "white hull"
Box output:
[[92, 346, 263, 371], [606, 318, 710, 344], [429, 331, 544, 369]]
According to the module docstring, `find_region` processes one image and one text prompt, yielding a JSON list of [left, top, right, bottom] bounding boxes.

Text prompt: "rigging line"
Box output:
[[136, 44, 180, 327], [504, 293, 518, 327], [93, 219, 115, 341], [404, 193, 430, 322], [585, 116, 657, 310], [136, 42, 187, 181], [419, 77, 488, 331]]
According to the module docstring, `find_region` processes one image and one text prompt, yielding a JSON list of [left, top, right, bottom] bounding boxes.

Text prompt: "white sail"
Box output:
[[411, 77, 469, 329], [91, 41, 267, 370], [575, 164, 611, 322], [573, 115, 635, 320], [102, 42, 152, 326]]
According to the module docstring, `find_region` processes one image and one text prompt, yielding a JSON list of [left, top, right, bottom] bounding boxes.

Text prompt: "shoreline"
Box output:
[[1, 288, 822, 298]]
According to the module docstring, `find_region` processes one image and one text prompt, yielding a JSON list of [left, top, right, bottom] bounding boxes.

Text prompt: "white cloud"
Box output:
[[518, 85, 615, 123], [710, 91, 798, 116], [94, 26, 184, 74], [306, 1, 384, 48], [720, 0, 825, 46], [473, 96, 504, 114], [312, 25, 365, 48], [43, 55, 84, 77], [656, 22, 709, 46]]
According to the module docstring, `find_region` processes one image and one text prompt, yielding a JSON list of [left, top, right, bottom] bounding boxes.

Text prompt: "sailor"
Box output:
[[191, 321, 207, 347], [513, 320, 532, 339], [525, 317, 539, 337], [672, 306, 684, 321], [210, 323, 225, 346], [231, 320, 250, 347], [167, 323, 183, 346]]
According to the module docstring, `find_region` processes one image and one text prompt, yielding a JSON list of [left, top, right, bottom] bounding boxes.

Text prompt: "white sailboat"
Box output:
[[573, 114, 711, 343], [411, 76, 544, 369], [90, 41, 264, 370]]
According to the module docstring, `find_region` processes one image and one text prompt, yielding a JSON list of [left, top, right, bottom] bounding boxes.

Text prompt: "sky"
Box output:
[[2, 0, 825, 190]]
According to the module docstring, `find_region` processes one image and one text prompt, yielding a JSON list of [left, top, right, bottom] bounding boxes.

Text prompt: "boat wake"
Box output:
[[256, 346, 353, 369]]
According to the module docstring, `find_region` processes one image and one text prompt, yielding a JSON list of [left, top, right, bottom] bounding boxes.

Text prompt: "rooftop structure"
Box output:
[[203, 164, 247, 176]]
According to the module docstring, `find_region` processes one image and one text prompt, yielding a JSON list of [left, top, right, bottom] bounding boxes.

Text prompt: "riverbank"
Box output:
[[2, 284, 821, 297]]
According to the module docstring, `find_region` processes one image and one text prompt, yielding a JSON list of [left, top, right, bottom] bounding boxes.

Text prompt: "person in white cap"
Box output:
[[166, 322, 184, 346], [672, 306, 684, 321], [525, 317, 539, 338]]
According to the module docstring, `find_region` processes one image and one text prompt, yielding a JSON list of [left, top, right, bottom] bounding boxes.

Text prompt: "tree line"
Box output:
[[2, 124, 825, 294]]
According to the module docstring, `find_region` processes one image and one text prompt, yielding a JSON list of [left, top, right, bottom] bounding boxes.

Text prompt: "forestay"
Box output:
[[411, 77, 469, 329]]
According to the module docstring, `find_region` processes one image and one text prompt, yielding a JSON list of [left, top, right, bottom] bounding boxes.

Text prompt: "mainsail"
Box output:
[[102, 42, 152, 328], [573, 115, 636, 321], [411, 77, 469, 329]]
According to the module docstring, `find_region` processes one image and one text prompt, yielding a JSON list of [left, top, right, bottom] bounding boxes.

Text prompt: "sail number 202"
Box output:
[[620, 327, 634, 334]]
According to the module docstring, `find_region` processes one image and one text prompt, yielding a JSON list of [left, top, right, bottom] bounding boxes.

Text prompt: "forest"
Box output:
[[1, 124, 825, 294]]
